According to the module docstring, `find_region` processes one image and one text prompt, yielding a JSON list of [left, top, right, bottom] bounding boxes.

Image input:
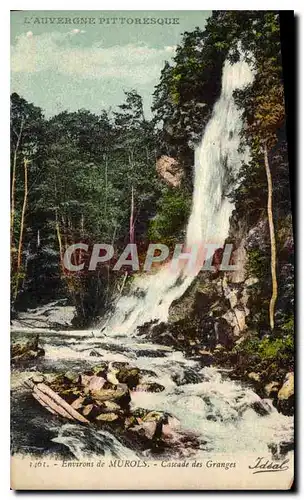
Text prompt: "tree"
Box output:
[[10, 89, 161, 324], [10, 93, 45, 305]]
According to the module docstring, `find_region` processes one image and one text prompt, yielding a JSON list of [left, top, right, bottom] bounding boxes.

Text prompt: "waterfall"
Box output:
[[186, 56, 254, 246], [103, 54, 254, 337]]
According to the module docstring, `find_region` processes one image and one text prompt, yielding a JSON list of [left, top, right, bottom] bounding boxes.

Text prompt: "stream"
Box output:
[[11, 326, 293, 461]]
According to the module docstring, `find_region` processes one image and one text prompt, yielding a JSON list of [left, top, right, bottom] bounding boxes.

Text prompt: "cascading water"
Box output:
[[103, 54, 254, 336]]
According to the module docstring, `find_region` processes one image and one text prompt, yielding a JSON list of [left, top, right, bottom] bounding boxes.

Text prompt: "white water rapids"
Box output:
[[11, 56, 293, 461]]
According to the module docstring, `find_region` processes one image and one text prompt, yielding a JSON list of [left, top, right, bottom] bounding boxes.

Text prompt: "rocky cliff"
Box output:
[[138, 205, 294, 416]]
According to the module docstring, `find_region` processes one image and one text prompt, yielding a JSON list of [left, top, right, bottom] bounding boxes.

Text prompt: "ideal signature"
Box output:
[[249, 457, 289, 474]]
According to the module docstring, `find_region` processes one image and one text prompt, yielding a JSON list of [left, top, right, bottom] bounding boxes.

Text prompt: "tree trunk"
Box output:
[[55, 210, 64, 271], [129, 185, 135, 244], [11, 118, 24, 251], [14, 158, 29, 300], [104, 155, 108, 218], [264, 143, 277, 330], [54, 179, 64, 272]]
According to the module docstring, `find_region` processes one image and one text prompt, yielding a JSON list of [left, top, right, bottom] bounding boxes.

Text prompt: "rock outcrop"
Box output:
[[11, 335, 45, 364], [277, 372, 294, 416], [156, 156, 184, 188]]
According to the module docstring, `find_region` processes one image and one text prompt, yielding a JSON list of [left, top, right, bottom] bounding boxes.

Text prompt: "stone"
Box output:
[[43, 373, 58, 385], [130, 421, 157, 440], [92, 363, 108, 377], [214, 344, 225, 352], [162, 416, 180, 438], [11, 336, 45, 363], [198, 350, 214, 366], [142, 411, 164, 422], [82, 404, 95, 417], [96, 412, 119, 422], [278, 372, 294, 399], [80, 374, 94, 387], [234, 308, 247, 332], [106, 371, 119, 385], [92, 383, 131, 408], [248, 372, 261, 383], [124, 416, 137, 429], [103, 400, 121, 412], [71, 396, 85, 410], [251, 400, 270, 416], [265, 381, 280, 398], [116, 367, 140, 389], [136, 382, 165, 393], [89, 350, 100, 357], [88, 375, 106, 392], [244, 277, 259, 287], [64, 371, 80, 384], [26, 334, 40, 352], [31, 374, 44, 384]]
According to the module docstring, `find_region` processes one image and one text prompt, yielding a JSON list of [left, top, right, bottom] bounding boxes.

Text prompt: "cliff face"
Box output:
[[140, 205, 294, 416]]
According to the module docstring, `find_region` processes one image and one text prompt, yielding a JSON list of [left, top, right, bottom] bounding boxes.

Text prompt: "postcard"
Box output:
[[10, 10, 294, 490]]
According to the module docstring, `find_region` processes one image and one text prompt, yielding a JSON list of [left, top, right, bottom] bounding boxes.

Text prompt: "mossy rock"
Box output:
[[92, 363, 108, 377], [116, 367, 141, 389]]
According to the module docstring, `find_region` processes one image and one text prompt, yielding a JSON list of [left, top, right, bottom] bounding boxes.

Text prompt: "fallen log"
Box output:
[[24, 380, 89, 424]]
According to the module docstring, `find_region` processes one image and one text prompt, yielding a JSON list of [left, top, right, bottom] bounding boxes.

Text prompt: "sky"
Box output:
[[11, 10, 211, 118]]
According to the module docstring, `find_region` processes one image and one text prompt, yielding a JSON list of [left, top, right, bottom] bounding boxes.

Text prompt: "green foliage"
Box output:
[[148, 188, 191, 245], [246, 248, 269, 281], [10, 90, 159, 321], [234, 331, 294, 366], [281, 315, 294, 336]]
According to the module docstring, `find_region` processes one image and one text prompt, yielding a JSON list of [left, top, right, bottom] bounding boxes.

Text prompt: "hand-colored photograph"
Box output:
[[10, 10, 294, 490]]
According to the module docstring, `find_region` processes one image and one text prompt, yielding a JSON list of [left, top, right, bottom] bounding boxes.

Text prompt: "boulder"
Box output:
[[161, 416, 181, 439], [71, 396, 85, 410], [89, 350, 100, 357], [102, 400, 121, 412], [82, 403, 96, 417], [96, 412, 119, 422], [247, 372, 261, 383], [80, 374, 94, 387], [264, 381, 280, 399], [88, 375, 106, 392], [92, 363, 108, 377], [251, 400, 271, 416], [142, 411, 164, 422], [64, 371, 80, 385], [136, 382, 165, 393], [198, 350, 214, 366], [130, 421, 157, 441], [11, 335, 45, 364], [92, 383, 131, 409], [31, 374, 45, 384], [116, 366, 141, 389], [129, 411, 166, 443], [277, 372, 294, 415]]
